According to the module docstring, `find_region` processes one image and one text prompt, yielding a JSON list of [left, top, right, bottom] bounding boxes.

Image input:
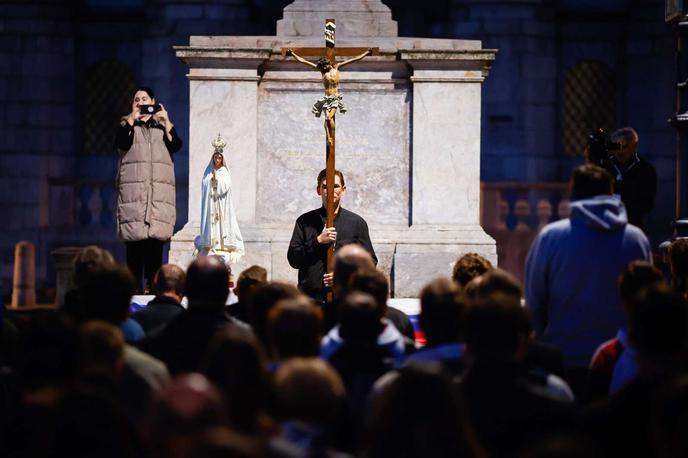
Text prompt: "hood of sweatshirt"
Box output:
[[569, 195, 628, 231]]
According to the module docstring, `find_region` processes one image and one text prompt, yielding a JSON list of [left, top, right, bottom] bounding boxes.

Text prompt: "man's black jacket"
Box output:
[[287, 207, 377, 302]]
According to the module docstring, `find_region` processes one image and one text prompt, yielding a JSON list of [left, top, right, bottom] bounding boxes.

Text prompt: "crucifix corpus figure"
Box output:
[[286, 47, 372, 144], [282, 19, 379, 299]]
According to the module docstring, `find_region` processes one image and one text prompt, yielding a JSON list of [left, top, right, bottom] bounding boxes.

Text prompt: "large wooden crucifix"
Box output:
[[282, 19, 378, 285]]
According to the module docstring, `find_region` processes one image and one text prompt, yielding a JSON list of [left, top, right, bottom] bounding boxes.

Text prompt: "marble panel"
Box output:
[[393, 245, 498, 298], [188, 78, 258, 226], [412, 78, 482, 226], [256, 86, 410, 226]]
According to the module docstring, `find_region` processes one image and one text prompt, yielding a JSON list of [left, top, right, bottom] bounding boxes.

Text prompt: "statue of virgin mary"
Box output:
[[194, 134, 244, 264]]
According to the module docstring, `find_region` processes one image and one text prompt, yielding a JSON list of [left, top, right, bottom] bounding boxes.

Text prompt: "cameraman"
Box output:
[[586, 127, 656, 231], [115, 86, 182, 292]]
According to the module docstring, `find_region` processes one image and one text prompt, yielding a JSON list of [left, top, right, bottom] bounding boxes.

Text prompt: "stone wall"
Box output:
[[0, 0, 678, 300]]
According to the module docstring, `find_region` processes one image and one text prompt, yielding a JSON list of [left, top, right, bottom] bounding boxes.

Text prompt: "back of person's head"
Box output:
[[348, 267, 389, 313], [618, 260, 665, 310], [273, 358, 345, 426], [570, 164, 614, 201], [339, 291, 383, 343], [80, 263, 137, 325], [79, 320, 125, 381], [155, 264, 186, 297], [333, 243, 375, 299], [464, 268, 522, 305], [420, 277, 464, 345], [669, 238, 688, 295], [465, 295, 531, 361], [234, 265, 267, 300], [362, 363, 483, 458], [148, 373, 225, 456], [16, 314, 80, 393], [201, 327, 269, 435], [186, 256, 229, 310], [73, 245, 115, 290], [628, 285, 688, 367], [268, 296, 323, 360], [452, 253, 494, 289], [611, 126, 639, 149], [247, 281, 301, 351]]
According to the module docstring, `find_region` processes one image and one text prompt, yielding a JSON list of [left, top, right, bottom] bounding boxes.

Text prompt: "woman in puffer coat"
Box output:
[[115, 86, 182, 292]]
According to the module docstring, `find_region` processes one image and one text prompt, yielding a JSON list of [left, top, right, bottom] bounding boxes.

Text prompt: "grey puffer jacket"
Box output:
[[116, 122, 176, 241]]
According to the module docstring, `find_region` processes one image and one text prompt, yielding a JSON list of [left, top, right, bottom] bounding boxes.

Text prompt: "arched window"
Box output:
[[562, 60, 616, 157], [82, 61, 135, 155]]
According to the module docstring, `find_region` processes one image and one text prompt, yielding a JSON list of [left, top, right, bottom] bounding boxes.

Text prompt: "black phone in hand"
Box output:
[[139, 104, 161, 115]]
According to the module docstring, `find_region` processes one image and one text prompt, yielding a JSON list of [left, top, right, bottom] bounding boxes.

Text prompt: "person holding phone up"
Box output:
[[115, 86, 182, 292]]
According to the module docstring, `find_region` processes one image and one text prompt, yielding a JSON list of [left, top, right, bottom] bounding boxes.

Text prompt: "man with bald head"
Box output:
[[140, 256, 245, 374], [329, 244, 414, 339]]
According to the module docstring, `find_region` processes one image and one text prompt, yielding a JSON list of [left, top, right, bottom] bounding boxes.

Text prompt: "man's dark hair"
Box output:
[[81, 264, 137, 325], [201, 327, 269, 434], [339, 291, 383, 343], [570, 164, 614, 201], [133, 86, 155, 99], [154, 264, 186, 296], [348, 268, 389, 314], [235, 265, 268, 299], [73, 245, 115, 289], [185, 256, 229, 310], [420, 277, 464, 345], [317, 168, 345, 188], [619, 260, 665, 307], [669, 238, 688, 294], [79, 321, 125, 378], [629, 285, 688, 363], [247, 281, 301, 351], [268, 297, 323, 360], [452, 253, 493, 288], [465, 295, 531, 360], [273, 358, 345, 426], [463, 268, 522, 305]]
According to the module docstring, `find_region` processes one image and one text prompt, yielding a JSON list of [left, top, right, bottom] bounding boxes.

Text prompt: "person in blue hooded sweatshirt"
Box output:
[[524, 164, 652, 397]]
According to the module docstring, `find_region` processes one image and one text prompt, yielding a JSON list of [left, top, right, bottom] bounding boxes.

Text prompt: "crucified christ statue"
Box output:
[[282, 19, 378, 302], [286, 47, 372, 144]]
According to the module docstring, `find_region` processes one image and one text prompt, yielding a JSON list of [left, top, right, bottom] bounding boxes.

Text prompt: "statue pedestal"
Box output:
[[171, 3, 497, 297]]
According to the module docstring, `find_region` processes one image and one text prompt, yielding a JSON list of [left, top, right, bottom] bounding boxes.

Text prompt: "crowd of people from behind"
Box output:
[[0, 137, 681, 457]]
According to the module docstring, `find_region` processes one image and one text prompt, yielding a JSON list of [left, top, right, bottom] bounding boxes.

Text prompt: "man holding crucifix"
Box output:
[[287, 168, 377, 306], [284, 19, 378, 312]]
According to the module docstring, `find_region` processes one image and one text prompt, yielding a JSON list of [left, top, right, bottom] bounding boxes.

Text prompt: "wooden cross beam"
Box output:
[[281, 19, 378, 296]]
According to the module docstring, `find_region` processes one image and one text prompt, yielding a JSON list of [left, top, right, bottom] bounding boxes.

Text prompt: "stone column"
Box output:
[[169, 48, 270, 269], [403, 50, 494, 228]]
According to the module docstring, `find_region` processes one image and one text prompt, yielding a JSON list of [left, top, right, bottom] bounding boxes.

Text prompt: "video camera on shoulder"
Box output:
[[139, 104, 162, 115], [587, 127, 621, 167]]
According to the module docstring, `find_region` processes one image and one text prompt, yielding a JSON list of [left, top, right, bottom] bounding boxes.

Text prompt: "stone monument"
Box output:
[[170, 0, 498, 297]]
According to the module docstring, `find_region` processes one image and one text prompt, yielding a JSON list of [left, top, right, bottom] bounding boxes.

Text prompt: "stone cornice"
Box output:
[[400, 49, 497, 78], [174, 46, 272, 68]]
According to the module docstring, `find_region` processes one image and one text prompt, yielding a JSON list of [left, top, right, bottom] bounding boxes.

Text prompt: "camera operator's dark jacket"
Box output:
[[605, 154, 656, 230]]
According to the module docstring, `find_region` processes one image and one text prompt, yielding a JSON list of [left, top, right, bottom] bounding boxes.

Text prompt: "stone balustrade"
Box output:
[[481, 181, 569, 284]]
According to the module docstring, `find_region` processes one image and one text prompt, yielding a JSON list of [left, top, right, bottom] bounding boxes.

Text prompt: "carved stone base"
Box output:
[[170, 223, 496, 297]]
